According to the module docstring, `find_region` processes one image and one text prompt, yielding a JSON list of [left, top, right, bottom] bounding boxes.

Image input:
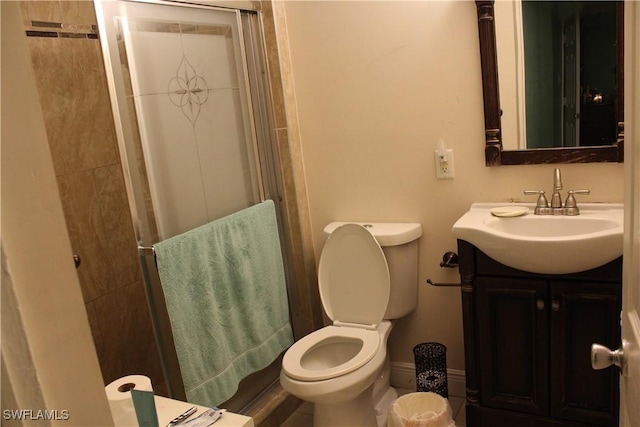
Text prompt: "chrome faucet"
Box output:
[[524, 168, 590, 215], [550, 168, 563, 211]]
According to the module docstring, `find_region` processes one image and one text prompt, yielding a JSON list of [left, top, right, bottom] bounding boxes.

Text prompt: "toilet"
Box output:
[[280, 222, 422, 427]]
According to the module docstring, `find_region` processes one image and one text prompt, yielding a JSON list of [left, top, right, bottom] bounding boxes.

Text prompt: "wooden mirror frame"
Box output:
[[476, 0, 624, 166]]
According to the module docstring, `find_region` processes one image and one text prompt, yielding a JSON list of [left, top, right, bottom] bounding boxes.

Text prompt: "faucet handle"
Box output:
[[564, 189, 590, 215], [524, 190, 550, 214]]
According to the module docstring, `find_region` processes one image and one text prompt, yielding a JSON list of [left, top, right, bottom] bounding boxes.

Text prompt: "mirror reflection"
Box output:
[[495, 1, 620, 151]]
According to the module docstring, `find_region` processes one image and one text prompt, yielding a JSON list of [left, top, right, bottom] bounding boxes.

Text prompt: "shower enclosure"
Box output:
[[95, 0, 295, 411]]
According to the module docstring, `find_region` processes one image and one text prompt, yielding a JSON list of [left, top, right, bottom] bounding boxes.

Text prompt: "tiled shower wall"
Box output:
[[19, 0, 166, 395], [17, 3, 322, 414]]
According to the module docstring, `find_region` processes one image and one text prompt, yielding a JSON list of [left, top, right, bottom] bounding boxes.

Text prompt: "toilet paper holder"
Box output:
[[439, 252, 459, 268], [426, 252, 461, 287]]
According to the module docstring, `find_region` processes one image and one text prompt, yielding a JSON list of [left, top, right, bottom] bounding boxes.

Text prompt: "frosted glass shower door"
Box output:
[[117, 2, 261, 239]]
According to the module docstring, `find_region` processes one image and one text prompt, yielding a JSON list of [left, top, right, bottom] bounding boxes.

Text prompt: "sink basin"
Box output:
[[452, 203, 623, 274]]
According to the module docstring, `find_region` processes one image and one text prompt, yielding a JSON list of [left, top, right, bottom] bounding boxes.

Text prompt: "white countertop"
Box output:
[[154, 396, 254, 427]]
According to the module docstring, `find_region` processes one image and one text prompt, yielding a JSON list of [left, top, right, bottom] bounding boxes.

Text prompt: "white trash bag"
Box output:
[[387, 392, 456, 427]]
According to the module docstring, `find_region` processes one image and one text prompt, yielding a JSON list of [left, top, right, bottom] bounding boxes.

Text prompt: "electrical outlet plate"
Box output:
[[435, 148, 455, 179]]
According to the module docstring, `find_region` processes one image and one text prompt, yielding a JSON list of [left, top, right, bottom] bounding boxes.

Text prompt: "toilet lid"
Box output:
[[318, 223, 390, 326]]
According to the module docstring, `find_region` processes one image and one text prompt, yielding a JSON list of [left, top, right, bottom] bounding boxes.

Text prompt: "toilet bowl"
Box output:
[[280, 321, 392, 426], [280, 222, 422, 427], [280, 321, 392, 401]]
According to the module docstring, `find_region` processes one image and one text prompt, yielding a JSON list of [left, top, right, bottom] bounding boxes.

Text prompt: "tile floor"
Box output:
[[281, 389, 466, 426]]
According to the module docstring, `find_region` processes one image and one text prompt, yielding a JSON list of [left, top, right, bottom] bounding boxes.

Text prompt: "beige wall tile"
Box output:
[[84, 300, 101, 342], [20, 1, 63, 26], [57, 170, 118, 302], [27, 37, 118, 175], [59, 0, 97, 26], [94, 165, 142, 288], [92, 280, 166, 395], [260, 2, 288, 130]]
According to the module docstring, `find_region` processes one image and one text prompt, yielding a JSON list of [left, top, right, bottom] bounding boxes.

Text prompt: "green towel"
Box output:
[[154, 200, 293, 406]]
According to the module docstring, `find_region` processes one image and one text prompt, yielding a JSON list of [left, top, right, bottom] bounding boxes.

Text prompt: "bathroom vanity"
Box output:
[[457, 240, 622, 427]]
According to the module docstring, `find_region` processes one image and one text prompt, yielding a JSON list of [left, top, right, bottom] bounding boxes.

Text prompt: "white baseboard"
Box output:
[[390, 361, 466, 399]]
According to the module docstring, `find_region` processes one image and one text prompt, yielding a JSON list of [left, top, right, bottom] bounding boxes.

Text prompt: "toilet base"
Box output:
[[310, 383, 398, 427], [373, 352, 397, 426], [313, 384, 377, 427], [375, 386, 398, 427]]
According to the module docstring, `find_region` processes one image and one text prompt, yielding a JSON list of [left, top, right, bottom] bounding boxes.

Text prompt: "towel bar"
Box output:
[[426, 278, 461, 287]]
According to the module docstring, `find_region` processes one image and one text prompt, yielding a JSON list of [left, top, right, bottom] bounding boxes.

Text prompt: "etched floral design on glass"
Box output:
[[168, 55, 209, 125]]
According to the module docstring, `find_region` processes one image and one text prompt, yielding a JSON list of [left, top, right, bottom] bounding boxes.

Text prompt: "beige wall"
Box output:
[[280, 0, 625, 370]]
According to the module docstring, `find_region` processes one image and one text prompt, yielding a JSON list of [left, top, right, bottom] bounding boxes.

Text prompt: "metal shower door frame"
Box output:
[[95, 0, 287, 401]]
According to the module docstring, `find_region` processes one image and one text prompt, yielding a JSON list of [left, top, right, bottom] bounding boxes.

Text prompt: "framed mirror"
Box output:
[[476, 0, 624, 166]]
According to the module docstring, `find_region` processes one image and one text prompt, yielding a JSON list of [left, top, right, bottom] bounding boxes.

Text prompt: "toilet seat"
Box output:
[[282, 224, 391, 382], [282, 325, 380, 381]]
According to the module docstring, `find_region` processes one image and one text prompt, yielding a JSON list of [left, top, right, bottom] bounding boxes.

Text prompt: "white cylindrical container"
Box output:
[[105, 375, 153, 427]]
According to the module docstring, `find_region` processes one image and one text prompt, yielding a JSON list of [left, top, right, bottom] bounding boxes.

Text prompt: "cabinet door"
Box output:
[[550, 281, 621, 426], [477, 277, 549, 416]]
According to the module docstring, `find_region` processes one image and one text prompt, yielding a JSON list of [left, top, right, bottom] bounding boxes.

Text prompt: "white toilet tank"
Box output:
[[323, 222, 422, 319]]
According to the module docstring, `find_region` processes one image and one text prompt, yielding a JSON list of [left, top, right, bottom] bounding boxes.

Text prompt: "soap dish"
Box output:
[[490, 206, 529, 217]]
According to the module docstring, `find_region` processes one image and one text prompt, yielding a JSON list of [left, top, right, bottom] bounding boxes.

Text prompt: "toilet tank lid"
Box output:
[[323, 222, 422, 246]]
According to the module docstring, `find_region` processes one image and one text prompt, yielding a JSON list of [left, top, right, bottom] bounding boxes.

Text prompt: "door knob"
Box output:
[[591, 343, 625, 372]]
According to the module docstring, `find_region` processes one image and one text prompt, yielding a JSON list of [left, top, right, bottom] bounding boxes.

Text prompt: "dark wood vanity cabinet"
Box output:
[[458, 240, 622, 427]]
